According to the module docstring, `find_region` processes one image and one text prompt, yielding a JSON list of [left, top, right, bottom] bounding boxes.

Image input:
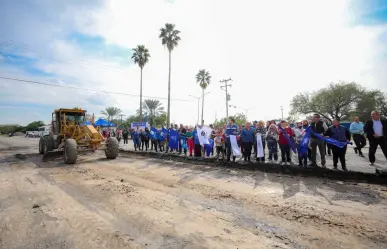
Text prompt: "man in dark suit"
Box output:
[[363, 111, 387, 166]]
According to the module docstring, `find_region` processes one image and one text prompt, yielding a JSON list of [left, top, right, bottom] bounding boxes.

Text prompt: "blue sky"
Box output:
[[1, 0, 387, 125]]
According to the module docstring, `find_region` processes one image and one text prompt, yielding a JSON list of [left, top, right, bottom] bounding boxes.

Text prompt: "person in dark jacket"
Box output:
[[122, 128, 129, 145], [225, 118, 239, 162], [309, 114, 328, 167], [140, 127, 150, 151], [178, 124, 187, 155], [363, 111, 387, 166], [325, 119, 351, 171]]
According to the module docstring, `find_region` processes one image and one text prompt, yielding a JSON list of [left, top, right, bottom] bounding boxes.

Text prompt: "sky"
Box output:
[[0, 0, 387, 126]]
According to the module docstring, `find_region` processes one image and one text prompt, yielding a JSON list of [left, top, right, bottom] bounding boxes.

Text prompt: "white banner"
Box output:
[[230, 135, 241, 156], [256, 134, 264, 158], [197, 126, 212, 146]]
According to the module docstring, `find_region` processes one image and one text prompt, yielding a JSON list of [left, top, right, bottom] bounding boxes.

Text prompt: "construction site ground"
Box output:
[[1, 136, 387, 249]]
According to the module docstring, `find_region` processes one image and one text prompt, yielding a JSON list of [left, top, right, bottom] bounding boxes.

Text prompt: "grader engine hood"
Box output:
[[83, 125, 104, 144]]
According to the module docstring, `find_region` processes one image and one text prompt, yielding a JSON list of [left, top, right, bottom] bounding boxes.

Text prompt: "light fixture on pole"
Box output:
[[239, 106, 254, 117], [189, 91, 210, 125]]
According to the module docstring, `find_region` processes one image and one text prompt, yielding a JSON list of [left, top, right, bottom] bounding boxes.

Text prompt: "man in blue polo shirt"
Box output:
[[225, 118, 239, 162]]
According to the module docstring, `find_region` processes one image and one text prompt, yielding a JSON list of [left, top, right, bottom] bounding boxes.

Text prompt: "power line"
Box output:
[[0, 76, 196, 102]]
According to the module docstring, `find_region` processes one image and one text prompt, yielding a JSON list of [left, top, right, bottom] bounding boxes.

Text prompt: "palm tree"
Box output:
[[196, 69, 211, 125], [159, 23, 181, 127], [100, 107, 122, 122], [131, 45, 150, 121], [143, 99, 165, 126]]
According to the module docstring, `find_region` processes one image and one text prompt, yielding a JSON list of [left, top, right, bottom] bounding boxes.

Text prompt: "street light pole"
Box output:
[[118, 114, 125, 127], [189, 92, 210, 125], [197, 98, 200, 125], [239, 106, 254, 117], [280, 106, 284, 120]]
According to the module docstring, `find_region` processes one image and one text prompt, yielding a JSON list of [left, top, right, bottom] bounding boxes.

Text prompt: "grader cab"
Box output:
[[39, 108, 119, 164]]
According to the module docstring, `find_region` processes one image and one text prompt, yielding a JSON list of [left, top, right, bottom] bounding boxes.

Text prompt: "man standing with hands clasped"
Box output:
[[364, 111, 387, 166]]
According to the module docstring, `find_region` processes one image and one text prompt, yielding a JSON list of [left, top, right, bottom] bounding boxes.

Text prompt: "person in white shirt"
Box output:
[[363, 111, 387, 166]]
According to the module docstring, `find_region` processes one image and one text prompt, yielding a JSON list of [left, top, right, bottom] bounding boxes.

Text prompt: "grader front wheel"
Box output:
[[105, 137, 119, 159], [64, 139, 78, 164]]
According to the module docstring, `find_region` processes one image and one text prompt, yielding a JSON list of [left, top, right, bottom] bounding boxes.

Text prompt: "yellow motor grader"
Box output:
[[39, 108, 119, 164]]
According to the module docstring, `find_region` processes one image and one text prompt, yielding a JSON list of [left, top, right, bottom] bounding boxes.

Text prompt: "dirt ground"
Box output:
[[1, 137, 387, 249]]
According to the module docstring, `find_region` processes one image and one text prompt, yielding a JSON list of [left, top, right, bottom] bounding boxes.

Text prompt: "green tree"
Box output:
[[159, 23, 181, 127], [290, 81, 364, 122], [153, 113, 167, 127], [25, 121, 45, 131], [376, 92, 387, 118], [123, 115, 140, 128], [143, 99, 165, 126], [132, 45, 150, 121], [100, 107, 122, 122], [213, 113, 247, 127], [196, 69, 211, 125], [0, 124, 23, 134], [351, 90, 380, 121]]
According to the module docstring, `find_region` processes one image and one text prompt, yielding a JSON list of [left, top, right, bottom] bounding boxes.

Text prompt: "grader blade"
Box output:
[[42, 151, 63, 162]]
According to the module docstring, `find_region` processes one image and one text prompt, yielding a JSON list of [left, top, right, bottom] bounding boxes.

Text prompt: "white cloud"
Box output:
[[1, 0, 387, 125]]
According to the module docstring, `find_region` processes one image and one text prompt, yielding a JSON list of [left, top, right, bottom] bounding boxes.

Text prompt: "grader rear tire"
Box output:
[[39, 137, 45, 154], [105, 137, 119, 159], [64, 139, 77, 164]]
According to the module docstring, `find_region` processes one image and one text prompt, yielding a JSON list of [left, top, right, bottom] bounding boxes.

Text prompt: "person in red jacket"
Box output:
[[278, 120, 294, 165]]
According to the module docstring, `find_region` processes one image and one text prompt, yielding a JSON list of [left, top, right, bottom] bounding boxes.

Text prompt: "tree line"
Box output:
[[100, 99, 166, 127], [0, 121, 45, 134], [290, 81, 387, 122]]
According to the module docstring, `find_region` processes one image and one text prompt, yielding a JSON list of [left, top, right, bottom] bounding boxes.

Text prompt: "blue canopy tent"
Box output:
[[94, 118, 116, 127], [83, 121, 92, 125]]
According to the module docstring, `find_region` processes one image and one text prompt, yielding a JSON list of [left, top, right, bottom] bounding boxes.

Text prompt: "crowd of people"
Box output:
[[107, 111, 387, 171]]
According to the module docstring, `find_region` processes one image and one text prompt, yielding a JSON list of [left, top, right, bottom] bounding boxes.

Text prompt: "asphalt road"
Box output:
[[1, 136, 387, 249]]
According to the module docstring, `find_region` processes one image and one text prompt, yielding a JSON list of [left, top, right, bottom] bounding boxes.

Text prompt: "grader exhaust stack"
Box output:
[[39, 108, 119, 164]]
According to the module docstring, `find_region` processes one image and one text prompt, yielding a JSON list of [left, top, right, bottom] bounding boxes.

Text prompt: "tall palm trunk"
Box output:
[[140, 67, 143, 121], [201, 87, 205, 125], [167, 50, 171, 127]]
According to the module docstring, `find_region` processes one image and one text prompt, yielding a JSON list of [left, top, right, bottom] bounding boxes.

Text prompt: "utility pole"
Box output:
[[280, 106, 284, 120], [220, 78, 232, 119]]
